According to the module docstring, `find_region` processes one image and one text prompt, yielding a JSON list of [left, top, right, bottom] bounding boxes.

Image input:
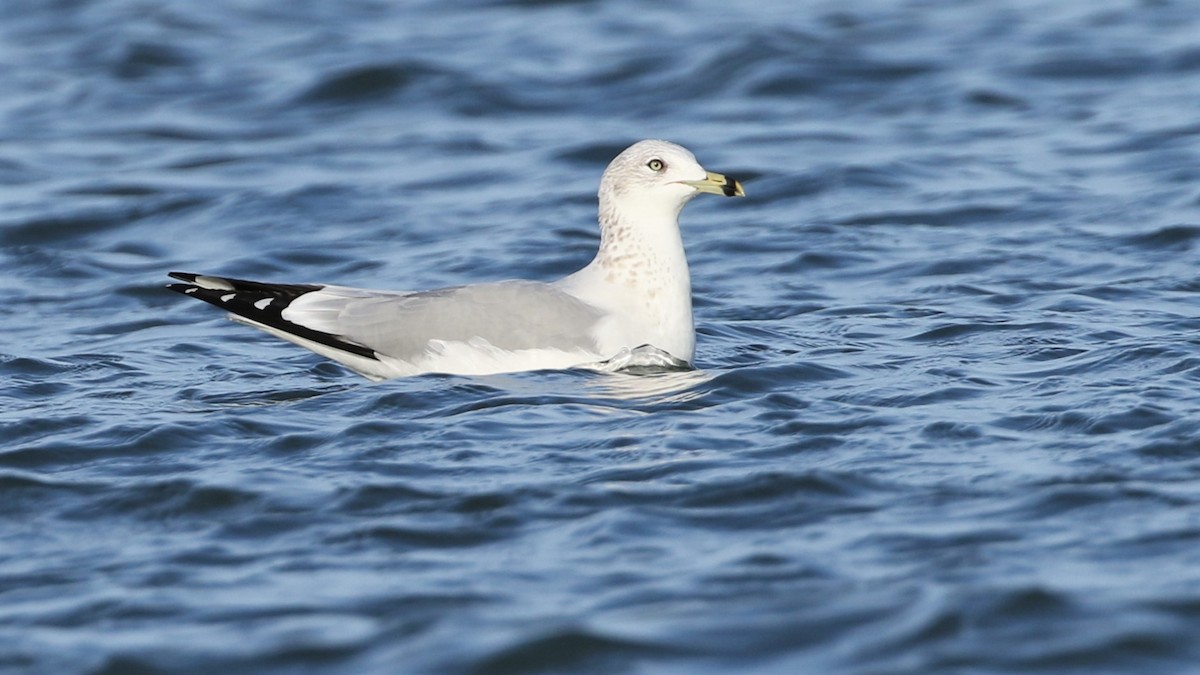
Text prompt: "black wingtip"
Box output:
[[165, 272, 379, 361], [165, 282, 202, 296], [166, 272, 200, 295]]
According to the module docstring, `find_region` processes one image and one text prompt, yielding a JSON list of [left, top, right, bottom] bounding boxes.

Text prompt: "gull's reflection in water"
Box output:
[[582, 344, 713, 404], [446, 346, 712, 411], [585, 367, 713, 405]]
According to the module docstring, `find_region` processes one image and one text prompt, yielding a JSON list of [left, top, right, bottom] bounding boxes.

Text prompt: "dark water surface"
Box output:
[[3, 0, 1200, 672]]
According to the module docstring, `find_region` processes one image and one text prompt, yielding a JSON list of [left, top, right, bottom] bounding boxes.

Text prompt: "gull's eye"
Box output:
[[647, 158, 665, 172]]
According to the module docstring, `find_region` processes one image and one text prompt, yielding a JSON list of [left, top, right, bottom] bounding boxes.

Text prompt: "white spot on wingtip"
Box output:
[[195, 275, 236, 291], [253, 298, 273, 310], [184, 287, 197, 294], [220, 293, 236, 303]]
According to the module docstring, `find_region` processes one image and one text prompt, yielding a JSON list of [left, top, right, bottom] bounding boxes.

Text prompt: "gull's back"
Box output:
[[282, 280, 606, 370]]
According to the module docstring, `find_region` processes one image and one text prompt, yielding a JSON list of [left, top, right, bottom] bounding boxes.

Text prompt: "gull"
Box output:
[[167, 140, 744, 380]]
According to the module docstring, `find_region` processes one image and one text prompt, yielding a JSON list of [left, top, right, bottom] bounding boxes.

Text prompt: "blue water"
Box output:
[[3, 0, 1200, 672]]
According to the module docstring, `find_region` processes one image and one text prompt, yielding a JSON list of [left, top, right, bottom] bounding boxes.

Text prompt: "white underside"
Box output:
[[231, 316, 605, 381]]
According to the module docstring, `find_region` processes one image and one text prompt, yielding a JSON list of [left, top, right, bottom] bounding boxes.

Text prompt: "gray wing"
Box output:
[[280, 279, 606, 361]]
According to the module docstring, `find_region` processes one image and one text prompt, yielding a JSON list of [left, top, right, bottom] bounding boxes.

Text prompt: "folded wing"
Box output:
[[167, 273, 605, 373]]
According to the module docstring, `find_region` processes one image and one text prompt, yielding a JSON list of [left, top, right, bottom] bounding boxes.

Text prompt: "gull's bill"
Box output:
[[681, 171, 745, 197]]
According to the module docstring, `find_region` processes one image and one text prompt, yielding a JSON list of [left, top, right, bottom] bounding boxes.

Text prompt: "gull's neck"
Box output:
[[594, 192, 689, 276], [564, 190, 696, 362]]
